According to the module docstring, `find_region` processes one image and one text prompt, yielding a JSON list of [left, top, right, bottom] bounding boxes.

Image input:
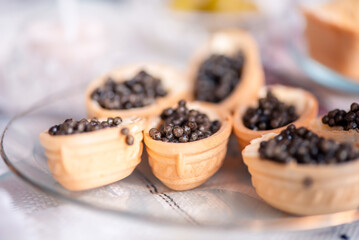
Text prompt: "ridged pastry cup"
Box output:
[[303, 1, 359, 82], [242, 133, 359, 215], [187, 28, 265, 111], [233, 84, 318, 150], [309, 118, 359, 148], [143, 102, 232, 191], [86, 63, 190, 119], [39, 117, 145, 191]]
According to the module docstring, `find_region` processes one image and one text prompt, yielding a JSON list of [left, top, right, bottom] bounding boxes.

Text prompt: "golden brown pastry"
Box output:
[[86, 63, 190, 119], [40, 116, 145, 191], [233, 84, 318, 149], [187, 29, 265, 111], [303, 0, 359, 81], [310, 102, 359, 148], [242, 125, 359, 215], [144, 101, 232, 190]]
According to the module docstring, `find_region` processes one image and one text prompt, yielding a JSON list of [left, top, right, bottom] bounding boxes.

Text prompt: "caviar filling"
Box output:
[[91, 70, 168, 110], [242, 91, 299, 130], [322, 102, 359, 130], [48, 117, 122, 136], [259, 124, 359, 164], [149, 100, 221, 143], [119, 127, 134, 146], [195, 52, 244, 103]]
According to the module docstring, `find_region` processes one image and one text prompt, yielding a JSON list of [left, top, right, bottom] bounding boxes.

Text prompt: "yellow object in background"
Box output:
[[171, 0, 257, 13]]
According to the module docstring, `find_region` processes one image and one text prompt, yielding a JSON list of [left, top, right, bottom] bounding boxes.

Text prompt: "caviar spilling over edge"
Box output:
[[259, 124, 359, 164], [91, 70, 168, 110], [149, 100, 221, 143], [243, 91, 299, 131], [48, 117, 122, 136], [120, 127, 134, 146], [322, 102, 359, 130], [195, 52, 244, 103]]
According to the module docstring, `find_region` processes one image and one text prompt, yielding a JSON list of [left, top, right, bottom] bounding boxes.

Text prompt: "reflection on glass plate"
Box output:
[[1, 86, 359, 231]]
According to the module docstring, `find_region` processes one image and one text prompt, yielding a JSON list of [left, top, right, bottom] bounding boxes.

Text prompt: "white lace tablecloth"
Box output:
[[1, 1, 359, 239]]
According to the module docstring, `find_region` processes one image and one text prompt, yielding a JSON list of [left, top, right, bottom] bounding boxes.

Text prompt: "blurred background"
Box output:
[[1, 0, 355, 119]]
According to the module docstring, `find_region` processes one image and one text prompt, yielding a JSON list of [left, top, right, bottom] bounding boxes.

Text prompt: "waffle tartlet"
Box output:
[[233, 85, 318, 149], [303, 0, 359, 81], [310, 118, 359, 149], [39, 117, 145, 191], [86, 63, 190, 119], [187, 29, 265, 111], [242, 132, 359, 215], [144, 102, 232, 190]]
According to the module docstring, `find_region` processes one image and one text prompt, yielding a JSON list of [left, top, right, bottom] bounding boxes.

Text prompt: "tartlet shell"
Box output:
[[303, 6, 359, 82], [242, 133, 359, 215], [187, 28, 265, 111], [233, 84, 318, 149], [143, 102, 232, 191], [85, 63, 191, 119], [39, 117, 145, 191], [309, 118, 359, 148]]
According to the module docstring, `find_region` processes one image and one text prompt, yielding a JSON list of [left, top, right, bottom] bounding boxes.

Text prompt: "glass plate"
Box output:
[[1, 85, 359, 231]]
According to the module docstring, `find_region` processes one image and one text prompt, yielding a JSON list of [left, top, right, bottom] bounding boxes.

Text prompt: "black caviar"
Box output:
[[259, 124, 359, 164], [149, 100, 221, 143], [121, 127, 129, 136], [126, 135, 134, 145], [91, 70, 167, 110], [48, 117, 122, 136], [322, 102, 359, 130], [195, 52, 244, 103], [120, 127, 134, 146], [243, 91, 298, 130]]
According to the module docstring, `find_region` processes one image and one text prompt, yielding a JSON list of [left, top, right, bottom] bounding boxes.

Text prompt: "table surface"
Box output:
[[1, 1, 359, 239]]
